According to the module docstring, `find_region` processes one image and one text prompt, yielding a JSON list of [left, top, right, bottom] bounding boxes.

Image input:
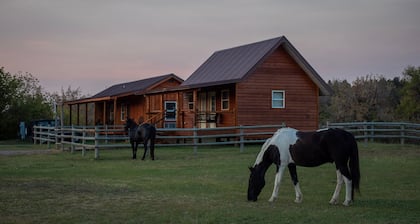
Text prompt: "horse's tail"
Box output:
[[349, 136, 360, 199]]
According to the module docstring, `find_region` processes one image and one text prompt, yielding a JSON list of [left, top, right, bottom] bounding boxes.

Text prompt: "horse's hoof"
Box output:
[[329, 199, 338, 205], [342, 200, 352, 206], [294, 196, 303, 203], [268, 197, 276, 202]]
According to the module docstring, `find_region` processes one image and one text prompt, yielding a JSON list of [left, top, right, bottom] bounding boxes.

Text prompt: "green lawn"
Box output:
[[0, 142, 419, 223]]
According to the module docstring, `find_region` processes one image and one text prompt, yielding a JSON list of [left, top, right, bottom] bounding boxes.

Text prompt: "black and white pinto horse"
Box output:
[[248, 127, 360, 206], [124, 118, 157, 160]]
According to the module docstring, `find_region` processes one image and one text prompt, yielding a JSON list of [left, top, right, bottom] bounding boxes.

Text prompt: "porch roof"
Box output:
[[66, 73, 183, 105]]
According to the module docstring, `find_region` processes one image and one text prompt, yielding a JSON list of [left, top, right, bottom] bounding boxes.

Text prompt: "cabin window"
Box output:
[[120, 103, 128, 121], [209, 91, 216, 112], [221, 89, 229, 110], [272, 90, 285, 108], [185, 92, 194, 111]]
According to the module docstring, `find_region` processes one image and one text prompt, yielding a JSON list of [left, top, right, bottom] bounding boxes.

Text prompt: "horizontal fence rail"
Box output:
[[33, 122, 419, 159], [33, 124, 286, 159], [324, 122, 420, 144]]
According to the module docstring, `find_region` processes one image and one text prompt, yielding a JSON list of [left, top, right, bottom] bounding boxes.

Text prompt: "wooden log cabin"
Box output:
[[65, 74, 184, 127], [177, 36, 331, 130], [66, 36, 331, 131]]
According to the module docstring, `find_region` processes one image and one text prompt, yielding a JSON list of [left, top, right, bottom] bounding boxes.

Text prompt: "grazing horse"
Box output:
[[247, 127, 360, 206], [124, 118, 157, 160]]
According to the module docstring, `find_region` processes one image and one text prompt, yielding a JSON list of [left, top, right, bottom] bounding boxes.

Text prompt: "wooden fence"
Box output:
[[33, 122, 419, 159], [33, 124, 285, 159], [325, 122, 420, 144]]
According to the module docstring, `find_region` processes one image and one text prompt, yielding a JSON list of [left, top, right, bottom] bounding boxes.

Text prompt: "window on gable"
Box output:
[[221, 90, 229, 110], [272, 90, 285, 108]]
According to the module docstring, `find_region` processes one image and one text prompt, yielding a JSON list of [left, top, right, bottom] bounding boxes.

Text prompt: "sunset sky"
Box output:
[[1, 0, 419, 96]]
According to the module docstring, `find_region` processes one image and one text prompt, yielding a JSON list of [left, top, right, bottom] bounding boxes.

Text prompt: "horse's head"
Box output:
[[124, 118, 136, 131], [247, 165, 265, 201]]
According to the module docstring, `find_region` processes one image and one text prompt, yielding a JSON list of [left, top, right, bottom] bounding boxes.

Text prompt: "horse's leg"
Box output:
[[141, 140, 148, 160], [337, 166, 353, 206], [342, 176, 353, 206], [150, 139, 155, 160], [288, 163, 303, 203], [329, 169, 344, 205], [132, 142, 137, 159], [269, 164, 286, 202]]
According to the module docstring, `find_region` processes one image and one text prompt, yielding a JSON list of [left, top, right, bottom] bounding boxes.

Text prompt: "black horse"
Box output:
[[124, 118, 157, 160], [248, 127, 360, 206]]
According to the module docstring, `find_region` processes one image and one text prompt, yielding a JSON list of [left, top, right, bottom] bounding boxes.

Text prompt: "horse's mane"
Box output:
[[254, 137, 272, 166], [253, 127, 298, 166]]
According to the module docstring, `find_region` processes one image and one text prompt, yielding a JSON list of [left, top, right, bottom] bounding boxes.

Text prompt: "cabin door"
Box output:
[[198, 92, 216, 128], [164, 101, 176, 128], [198, 93, 207, 128]]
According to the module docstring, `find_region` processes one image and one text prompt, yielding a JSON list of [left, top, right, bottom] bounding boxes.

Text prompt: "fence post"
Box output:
[[370, 122, 374, 143], [47, 126, 51, 149], [32, 125, 37, 145], [240, 125, 245, 153], [105, 125, 108, 144], [55, 125, 58, 150], [363, 122, 368, 144], [400, 124, 405, 145], [71, 125, 75, 153], [61, 126, 65, 151], [94, 126, 100, 159], [193, 126, 198, 155], [39, 126, 43, 146], [82, 126, 86, 156]]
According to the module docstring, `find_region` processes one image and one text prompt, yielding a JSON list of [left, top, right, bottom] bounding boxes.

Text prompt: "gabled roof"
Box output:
[[181, 36, 331, 96], [92, 73, 182, 98]]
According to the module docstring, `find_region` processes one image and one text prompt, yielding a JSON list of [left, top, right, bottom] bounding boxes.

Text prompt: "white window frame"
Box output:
[[184, 92, 194, 111], [221, 89, 229, 110], [120, 103, 128, 121], [272, 90, 285, 108]]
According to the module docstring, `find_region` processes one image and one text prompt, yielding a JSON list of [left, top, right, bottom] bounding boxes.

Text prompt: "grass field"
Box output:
[[0, 141, 419, 223]]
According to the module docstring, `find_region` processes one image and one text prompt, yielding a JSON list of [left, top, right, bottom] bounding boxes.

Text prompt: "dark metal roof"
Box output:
[[181, 36, 331, 96], [92, 73, 181, 98]]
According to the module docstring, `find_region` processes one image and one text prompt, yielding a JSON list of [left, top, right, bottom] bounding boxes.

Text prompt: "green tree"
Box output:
[[397, 66, 420, 121], [352, 75, 399, 121], [321, 74, 405, 123], [49, 86, 87, 126], [0, 68, 53, 139], [322, 79, 356, 122]]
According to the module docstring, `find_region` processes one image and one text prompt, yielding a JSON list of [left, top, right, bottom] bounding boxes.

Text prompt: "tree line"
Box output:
[[1, 66, 419, 140], [0, 67, 85, 140], [320, 66, 420, 124]]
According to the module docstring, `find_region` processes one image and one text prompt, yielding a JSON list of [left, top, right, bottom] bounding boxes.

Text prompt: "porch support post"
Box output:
[[113, 98, 117, 125], [76, 104, 80, 126], [85, 103, 88, 126], [102, 101, 106, 125], [193, 89, 198, 126], [69, 104, 73, 126]]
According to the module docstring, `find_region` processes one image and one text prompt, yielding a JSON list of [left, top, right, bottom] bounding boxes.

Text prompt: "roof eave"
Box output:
[[182, 79, 241, 89], [282, 38, 332, 96]]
